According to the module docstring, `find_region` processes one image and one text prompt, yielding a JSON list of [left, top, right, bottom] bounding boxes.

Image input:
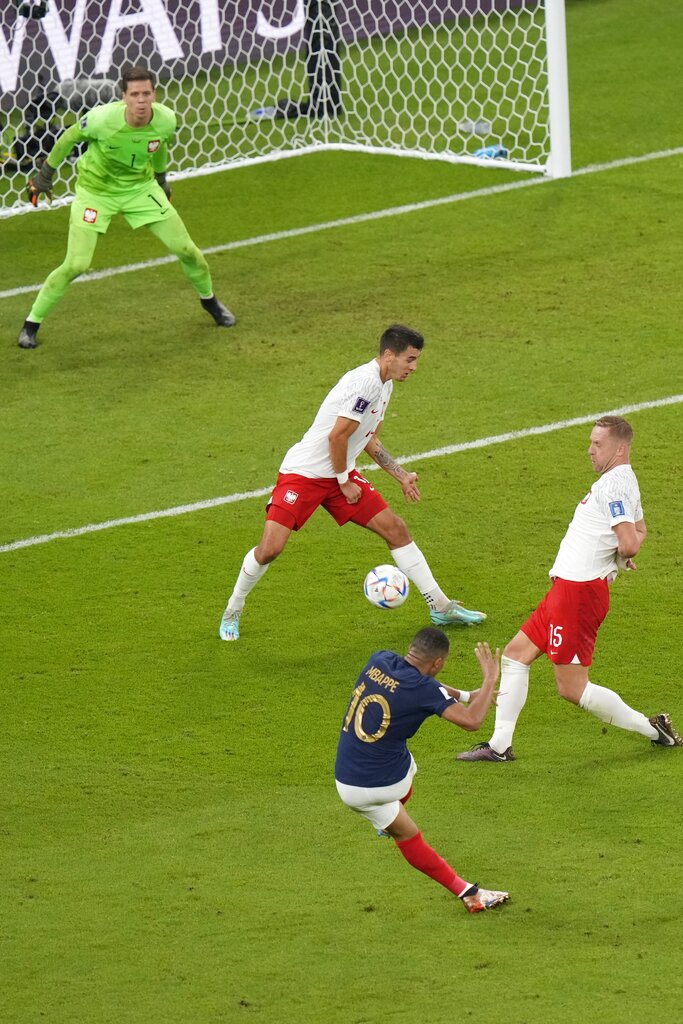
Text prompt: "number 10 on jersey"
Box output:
[[342, 682, 391, 743]]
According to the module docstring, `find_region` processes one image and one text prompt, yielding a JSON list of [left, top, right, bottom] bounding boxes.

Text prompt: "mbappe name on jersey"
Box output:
[[365, 665, 401, 693]]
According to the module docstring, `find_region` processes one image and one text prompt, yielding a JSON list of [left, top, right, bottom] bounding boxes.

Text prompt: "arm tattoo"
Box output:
[[374, 443, 408, 479]]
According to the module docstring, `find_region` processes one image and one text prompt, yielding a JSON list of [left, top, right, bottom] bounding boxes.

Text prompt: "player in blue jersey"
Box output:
[[335, 628, 510, 914]]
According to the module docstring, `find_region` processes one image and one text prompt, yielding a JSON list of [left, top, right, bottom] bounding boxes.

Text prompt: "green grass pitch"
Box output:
[[1, 1, 682, 1022]]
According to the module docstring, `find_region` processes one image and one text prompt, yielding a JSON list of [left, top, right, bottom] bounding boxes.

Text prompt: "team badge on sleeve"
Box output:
[[353, 397, 369, 414], [609, 500, 625, 517]]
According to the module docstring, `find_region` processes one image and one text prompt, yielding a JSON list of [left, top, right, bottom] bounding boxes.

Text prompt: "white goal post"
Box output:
[[0, 0, 571, 218]]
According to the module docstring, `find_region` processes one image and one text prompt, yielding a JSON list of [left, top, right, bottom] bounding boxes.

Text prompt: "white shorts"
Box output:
[[335, 757, 417, 831]]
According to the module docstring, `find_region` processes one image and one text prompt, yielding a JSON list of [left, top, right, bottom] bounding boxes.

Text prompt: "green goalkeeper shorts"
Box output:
[[70, 180, 172, 234]]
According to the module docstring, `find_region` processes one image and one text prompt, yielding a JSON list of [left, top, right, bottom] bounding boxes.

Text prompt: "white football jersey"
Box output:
[[280, 359, 393, 478], [550, 464, 643, 582]]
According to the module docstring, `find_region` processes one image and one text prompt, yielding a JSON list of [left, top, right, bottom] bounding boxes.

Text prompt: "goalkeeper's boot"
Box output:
[[429, 600, 486, 626], [456, 742, 515, 763], [219, 607, 241, 641], [649, 713, 682, 747], [460, 884, 510, 914], [17, 320, 40, 349], [201, 295, 236, 327]]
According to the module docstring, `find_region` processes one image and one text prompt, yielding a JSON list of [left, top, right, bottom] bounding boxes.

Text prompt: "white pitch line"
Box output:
[[2, 394, 681, 555], [2, 145, 683, 302]]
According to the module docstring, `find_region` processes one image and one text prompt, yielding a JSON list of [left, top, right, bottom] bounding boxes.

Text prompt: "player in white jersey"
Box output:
[[279, 358, 394, 478], [218, 324, 486, 640], [457, 415, 681, 761]]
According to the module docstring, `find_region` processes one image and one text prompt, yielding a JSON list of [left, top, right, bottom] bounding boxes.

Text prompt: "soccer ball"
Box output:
[[363, 565, 409, 609]]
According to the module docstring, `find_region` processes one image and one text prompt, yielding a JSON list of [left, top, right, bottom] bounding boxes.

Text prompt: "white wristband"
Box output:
[[336, 471, 349, 485], [458, 690, 471, 703]]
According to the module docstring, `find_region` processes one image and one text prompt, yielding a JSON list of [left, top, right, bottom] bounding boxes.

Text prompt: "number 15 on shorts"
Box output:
[[549, 623, 563, 649]]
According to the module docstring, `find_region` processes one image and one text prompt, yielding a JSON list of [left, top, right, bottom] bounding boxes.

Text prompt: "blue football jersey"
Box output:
[[334, 650, 457, 787]]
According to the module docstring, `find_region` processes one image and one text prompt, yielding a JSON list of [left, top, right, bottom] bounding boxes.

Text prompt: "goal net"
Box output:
[[0, 1, 570, 218]]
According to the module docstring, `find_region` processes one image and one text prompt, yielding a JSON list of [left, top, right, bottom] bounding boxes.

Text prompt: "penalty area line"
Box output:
[[1, 393, 681, 555]]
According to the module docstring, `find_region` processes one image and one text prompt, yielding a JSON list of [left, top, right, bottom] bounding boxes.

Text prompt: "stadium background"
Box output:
[[1, 0, 532, 95], [1, 1, 682, 1022]]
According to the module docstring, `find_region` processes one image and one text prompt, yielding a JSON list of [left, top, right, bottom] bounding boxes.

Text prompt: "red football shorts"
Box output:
[[266, 470, 388, 531], [521, 576, 610, 666]]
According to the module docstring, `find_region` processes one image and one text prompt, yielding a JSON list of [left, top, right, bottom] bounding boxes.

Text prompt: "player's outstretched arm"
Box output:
[[364, 434, 420, 503], [26, 122, 87, 206], [27, 161, 55, 206], [441, 643, 500, 731]]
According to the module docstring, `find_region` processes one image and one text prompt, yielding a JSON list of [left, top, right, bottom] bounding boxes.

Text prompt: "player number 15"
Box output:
[[549, 624, 563, 648]]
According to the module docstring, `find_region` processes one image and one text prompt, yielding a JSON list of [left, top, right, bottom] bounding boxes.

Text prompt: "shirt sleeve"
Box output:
[[151, 141, 169, 174], [424, 679, 457, 716], [77, 106, 106, 142], [46, 122, 88, 169], [154, 104, 177, 146], [337, 376, 381, 422], [601, 480, 637, 526]]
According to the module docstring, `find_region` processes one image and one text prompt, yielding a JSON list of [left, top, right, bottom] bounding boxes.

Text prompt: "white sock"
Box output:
[[579, 681, 658, 739], [390, 541, 449, 610], [489, 656, 530, 752], [228, 548, 269, 611]]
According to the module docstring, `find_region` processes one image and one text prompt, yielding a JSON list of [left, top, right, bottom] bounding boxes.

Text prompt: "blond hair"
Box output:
[[594, 415, 633, 445]]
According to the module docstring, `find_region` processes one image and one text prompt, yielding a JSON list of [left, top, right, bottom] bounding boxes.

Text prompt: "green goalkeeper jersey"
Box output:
[[47, 102, 177, 196]]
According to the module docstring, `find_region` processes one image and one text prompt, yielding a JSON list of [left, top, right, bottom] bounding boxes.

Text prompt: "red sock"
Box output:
[[395, 831, 469, 896], [400, 785, 413, 805]]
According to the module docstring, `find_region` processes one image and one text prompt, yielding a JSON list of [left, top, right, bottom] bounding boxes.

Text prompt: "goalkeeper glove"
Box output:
[[155, 172, 172, 201], [27, 160, 55, 206]]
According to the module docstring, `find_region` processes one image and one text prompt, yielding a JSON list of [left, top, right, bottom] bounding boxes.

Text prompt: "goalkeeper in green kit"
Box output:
[[17, 66, 235, 349]]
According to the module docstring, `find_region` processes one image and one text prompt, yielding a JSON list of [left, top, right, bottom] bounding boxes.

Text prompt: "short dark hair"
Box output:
[[594, 415, 633, 445], [120, 67, 156, 93], [408, 627, 449, 660], [379, 324, 424, 355]]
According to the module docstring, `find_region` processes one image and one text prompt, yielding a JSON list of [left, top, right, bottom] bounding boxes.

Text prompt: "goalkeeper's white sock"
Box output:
[[228, 548, 269, 611], [489, 657, 530, 752], [390, 541, 449, 610], [579, 681, 658, 739]]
